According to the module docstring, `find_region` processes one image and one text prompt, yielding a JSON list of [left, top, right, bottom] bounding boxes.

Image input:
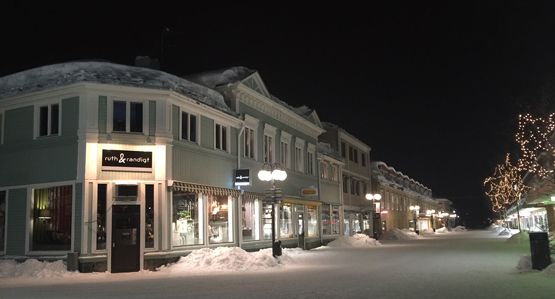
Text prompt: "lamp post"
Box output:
[[366, 193, 381, 238], [258, 163, 287, 259], [410, 205, 420, 234]]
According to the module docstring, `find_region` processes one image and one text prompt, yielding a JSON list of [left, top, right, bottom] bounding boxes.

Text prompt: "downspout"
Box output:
[[237, 123, 245, 170], [236, 122, 245, 248], [317, 155, 324, 245]]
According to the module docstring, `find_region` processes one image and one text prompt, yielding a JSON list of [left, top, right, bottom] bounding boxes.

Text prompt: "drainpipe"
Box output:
[[237, 123, 245, 170]]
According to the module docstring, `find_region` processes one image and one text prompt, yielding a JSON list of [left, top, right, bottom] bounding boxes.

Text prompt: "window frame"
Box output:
[[180, 110, 198, 144], [108, 98, 148, 134], [244, 115, 259, 160], [295, 138, 305, 173], [34, 101, 62, 139], [215, 122, 228, 152], [307, 143, 316, 176], [264, 124, 277, 163], [280, 131, 292, 169]]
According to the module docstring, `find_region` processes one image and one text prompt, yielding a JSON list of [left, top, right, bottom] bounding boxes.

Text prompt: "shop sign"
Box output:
[[301, 187, 318, 196], [234, 169, 251, 186], [102, 150, 152, 172]]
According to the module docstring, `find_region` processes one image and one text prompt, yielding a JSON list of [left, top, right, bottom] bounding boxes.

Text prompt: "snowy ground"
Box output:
[[1, 229, 555, 298]]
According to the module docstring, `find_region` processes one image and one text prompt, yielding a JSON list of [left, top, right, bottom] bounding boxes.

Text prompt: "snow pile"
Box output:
[[0, 259, 75, 278], [435, 227, 449, 233], [498, 228, 512, 235], [490, 225, 506, 234], [486, 223, 499, 231], [516, 255, 533, 271], [542, 263, 555, 276], [326, 234, 381, 247], [419, 228, 435, 235], [453, 226, 467, 232], [380, 228, 422, 240], [506, 232, 529, 244], [159, 246, 297, 273]]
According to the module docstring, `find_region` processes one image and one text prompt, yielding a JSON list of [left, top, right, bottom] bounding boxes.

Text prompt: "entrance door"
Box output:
[[111, 205, 140, 273]]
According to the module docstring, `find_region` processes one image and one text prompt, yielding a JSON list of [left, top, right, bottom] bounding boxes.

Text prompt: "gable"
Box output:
[[240, 72, 270, 98]]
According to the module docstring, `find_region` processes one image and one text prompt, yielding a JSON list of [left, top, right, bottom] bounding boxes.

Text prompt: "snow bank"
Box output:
[[0, 259, 76, 278], [380, 228, 422, 240], [419, 228, 435, 235], [453, 226, 467, 232], [498, 228, 512, 235], [326, 234, 381, 247], [542, 263, 555, 277], [435, 227, 448, 233], [506, 232, 529, 244], [516, 255, 533, 271]]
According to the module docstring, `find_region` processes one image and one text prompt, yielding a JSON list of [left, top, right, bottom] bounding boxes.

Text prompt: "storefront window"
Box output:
[[208, 195, 233, 244], [280, 203, 293, 238], [97, 184, 107, 250], [145, 185, 154, 248], [0, 191, 5, 251], [307, 205, 318, 237], [32, 185, 72, 251], [322, 205, 331, 235], [344, 212, 350, 236], [242, 198, 260, 241], [332, 206, 340, 234], [172, 192, 203, 246]]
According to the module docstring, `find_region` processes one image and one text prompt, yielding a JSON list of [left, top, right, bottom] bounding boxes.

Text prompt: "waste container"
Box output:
[[529, 232, 551, 270], [272, 240, 282, 258], [67, 252, 80, 272]]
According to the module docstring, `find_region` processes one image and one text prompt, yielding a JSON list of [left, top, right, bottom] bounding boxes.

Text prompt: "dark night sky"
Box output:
[[3, 1, 555, 226]]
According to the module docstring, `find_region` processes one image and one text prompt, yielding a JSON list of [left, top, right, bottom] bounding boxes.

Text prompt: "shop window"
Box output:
[[344, 212, 350, 236], [208, 195, 233, 244], [242, 198, 260, 241], [96, 184, 107, 250], [38, 103, 60, 137], [0, 191, 5, 251], [32, 185, 72, 251], [145, 185, 154, 248], [307, 205, 318, 237], [172, 192, 203, 247], [181, 111, 197, 142], [215, 123, 228, 151], [322, 205, 331, 235], [112, 100, 143, 133], [332, 206, 340, 234], [244, 127, 255, 159], [280, 203, 293, 238]]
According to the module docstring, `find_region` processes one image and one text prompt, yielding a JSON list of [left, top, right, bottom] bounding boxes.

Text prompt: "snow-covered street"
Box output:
[[1, 229, 555, 299]]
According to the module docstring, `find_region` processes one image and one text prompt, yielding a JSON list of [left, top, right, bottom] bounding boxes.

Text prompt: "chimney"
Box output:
[[135, 56, 160, 70]]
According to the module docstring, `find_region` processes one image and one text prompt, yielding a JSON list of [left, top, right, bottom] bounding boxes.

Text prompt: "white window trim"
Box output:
[[244, 115, 259, 160], [280, 131, 292, 169], [107, 97, 149, 134], [295, 138, 305, 173], [264, 124, 277, 163], [180, 109, 199, 145], [307, 143, 316, 176], [34, 100, 62, 139]]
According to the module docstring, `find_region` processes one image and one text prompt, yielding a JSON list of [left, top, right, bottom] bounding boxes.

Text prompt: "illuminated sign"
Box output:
[[381, 210, 389, 214], [234, 169, 251, 186], [102, 150, 152, 172], [301, 188, 318, 196]]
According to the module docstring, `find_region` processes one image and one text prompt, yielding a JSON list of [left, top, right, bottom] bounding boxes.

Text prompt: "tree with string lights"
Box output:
[[515, 113, 555, 182], [484, 154, 530, 228]]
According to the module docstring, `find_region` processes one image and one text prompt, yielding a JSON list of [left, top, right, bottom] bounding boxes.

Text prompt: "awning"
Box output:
[[243, 191, 265, 200], [172, 182, 241, 197], [283, 197, 322, 206]]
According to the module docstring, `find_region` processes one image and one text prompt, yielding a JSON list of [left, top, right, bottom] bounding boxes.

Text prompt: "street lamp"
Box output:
[[366, 193, 381, 239], [410, 205, 420, 234], [258, 163, 287, 259]]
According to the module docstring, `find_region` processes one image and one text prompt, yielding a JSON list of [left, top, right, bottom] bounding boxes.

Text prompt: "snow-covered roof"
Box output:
[[317, 142, 344, 162], [371, 161, 434, 201], [0, 61, 236, 116]]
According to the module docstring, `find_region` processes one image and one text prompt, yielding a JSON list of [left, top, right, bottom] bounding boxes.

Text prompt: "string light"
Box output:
[[515, 113, 555, 179], [484, 153, 530, 212]]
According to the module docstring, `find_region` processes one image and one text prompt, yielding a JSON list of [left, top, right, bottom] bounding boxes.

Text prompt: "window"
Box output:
[[343, 175, 348, 193], [0, 191, 5, 252], [264, 135, 273, 163], [320, 162, 328, 179], [361, 153, 366, 167], [322, 205, 330, 235], [172, 192, 203, 246], [242, 198, 260, 241], [350, 179, 359, 195], [245, 128, 255, 159], [145, 185, 154, 248], [354, 149, 358, 163], [341, 142, 346, 158], [295, 138, 305, 172], [349, 146, 353, 161], [112, 100, 144, 133], [307, 151, 314, 175], [215, 123, 227, 151], [181, 111, 197, 142], [307, 205, 318, 237], [96, 184, 107, 250], [332, 165, 339, 182], [332, 206, 340, 234], [208, 195, 233, 244], [280, 203, 293, 238], [38, 103, 60, 137], [32, 185, 73, 251], [280, 141, 289, 168]]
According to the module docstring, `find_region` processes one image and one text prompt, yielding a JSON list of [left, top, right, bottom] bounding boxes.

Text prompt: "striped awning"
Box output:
[[283, 197, 323, 206], [243, 191, 265, 200], [172, 182, 241, 197]]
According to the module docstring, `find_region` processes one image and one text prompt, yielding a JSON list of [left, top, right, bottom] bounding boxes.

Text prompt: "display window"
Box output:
[[322, 205, 331, 235], [280, 203, 293, 238], [242, 198, 260, 241], [172, 192, 203, 246], [208, 194, 233, 244], [307, 205, 318, 237], [332, 206, 340, 234], [31, 185, 73, 251]]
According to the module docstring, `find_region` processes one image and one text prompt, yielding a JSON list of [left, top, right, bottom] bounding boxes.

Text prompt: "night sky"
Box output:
[[3, 1, 555, 227]]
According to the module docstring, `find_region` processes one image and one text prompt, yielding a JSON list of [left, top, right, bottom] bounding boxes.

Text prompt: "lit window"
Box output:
[[38, 103, 60, 137], [32, 185, 73, 251], [320, 162, 329, 179]]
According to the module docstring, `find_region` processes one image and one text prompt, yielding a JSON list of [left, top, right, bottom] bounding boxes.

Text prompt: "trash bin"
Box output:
[[272, 240, 282, 257], [67, 252, 80, 272], [529, 232, 551, 270]]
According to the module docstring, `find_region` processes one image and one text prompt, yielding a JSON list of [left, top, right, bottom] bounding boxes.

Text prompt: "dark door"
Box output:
[[111, 205, 140, 273]]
